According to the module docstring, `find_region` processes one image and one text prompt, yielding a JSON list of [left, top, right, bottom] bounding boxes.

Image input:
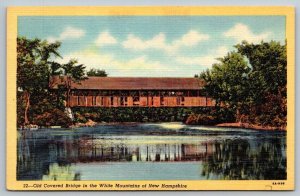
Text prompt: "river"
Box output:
[[17, 122, 286, 181]]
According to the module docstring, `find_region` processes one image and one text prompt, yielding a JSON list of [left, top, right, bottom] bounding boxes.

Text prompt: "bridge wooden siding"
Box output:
[[50, 76, 216, 108], [68, 95, 215, 107]]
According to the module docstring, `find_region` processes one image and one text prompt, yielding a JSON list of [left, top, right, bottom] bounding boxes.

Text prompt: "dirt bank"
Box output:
[[216, 122, 286, 131]]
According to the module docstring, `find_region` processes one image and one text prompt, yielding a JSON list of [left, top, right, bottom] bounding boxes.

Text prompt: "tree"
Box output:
[[199, 41, 287, 127], [17, 37, 61, 125], [61, 59, 87, 107], [235, 40, 286, 98], [86, 68, 108, 77], [200, 52, 251, 121], [235, 41, 287, 126]]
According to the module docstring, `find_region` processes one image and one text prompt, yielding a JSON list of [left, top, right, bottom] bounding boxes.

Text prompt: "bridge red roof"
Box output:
[[50, 76, 205, 90]]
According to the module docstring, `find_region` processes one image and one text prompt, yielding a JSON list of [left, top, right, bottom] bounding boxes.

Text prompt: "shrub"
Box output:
[[185, 113, 217, 125], [74, 112, 88, 123], [33, 108, 72, 127], [83, 112, 98, 121], [72, 107, 201, 122], [71, 107, 234, 124]]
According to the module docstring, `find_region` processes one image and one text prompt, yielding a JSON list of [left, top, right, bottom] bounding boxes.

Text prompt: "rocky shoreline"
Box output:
[[216, 122, 286, 131], [72, 119, 97, 127]]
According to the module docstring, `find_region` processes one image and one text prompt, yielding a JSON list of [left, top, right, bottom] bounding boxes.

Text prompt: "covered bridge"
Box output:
[[50, 76, 216, 107]]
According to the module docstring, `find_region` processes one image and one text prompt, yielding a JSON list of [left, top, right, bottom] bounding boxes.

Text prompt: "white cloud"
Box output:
[[175, 46, 230, 68], [122, 30, 209, 54], [58, 51, 114, 68], [47, 26, 85, 43], [95, 31, 117, 46], [173, 30, 209, 47], [176, 56, 215, 68], [46, 37, 58, 43], [58, 50, 165, 76], [122, 33, 166, 50], [224, 23, 272, 44], [215, 46, 230, 57]]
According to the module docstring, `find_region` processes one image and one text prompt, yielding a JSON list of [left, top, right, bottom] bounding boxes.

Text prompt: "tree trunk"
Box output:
[[236, 107, 241, 123], [24, 91, 30, 125], [67, 88, 70, 107], [236, 102, 242, 124], [66, 77, 71, 107]]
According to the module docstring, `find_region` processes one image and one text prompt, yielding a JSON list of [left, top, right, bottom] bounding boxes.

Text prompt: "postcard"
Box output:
[[6, 6, 295, 190]]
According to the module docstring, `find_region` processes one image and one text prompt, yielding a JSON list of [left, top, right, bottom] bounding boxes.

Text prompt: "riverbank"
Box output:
[[73, 120, 286, 132], [216, 122, 286, 131], [20, 120, 286, 131]]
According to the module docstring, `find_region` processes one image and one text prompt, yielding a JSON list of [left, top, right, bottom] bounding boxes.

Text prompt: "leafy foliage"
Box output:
[[185, 114, 217, 125], [87, 68, 108, 77], [50, 60, 88, 109], [17, 37, 62, 125], [235, 41, 287, 127], [200, 52, 250, 108], [17, 37, 88, 127], [61, 59, 87, 81], [60, 59, 87, 107], [199, 41, 287, 128], [17, 37, 61, 94], [33, 109, 73, 128], [72, 107, 234, 124]]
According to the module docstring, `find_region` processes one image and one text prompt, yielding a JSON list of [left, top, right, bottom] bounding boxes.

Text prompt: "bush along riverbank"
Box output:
[[185, 111, 286, 131], [20, 106, 235, 129], [72, 107, 234, 124], [72, 106, 235, 125], [24, 106, 285, 131], [32, 108, 73, 128]]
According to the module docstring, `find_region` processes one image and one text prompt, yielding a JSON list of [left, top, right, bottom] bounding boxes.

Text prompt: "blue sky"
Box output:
[[18, 16, 285, 77]]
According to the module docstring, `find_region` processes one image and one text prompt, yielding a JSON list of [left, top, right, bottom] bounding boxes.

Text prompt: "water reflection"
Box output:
[[42, 163, 80, 181], [202, 138, 286, 180], [17, 124, 286, 180]]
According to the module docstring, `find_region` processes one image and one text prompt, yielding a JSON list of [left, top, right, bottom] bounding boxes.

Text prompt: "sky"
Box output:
[[18, 16, 285, 77]]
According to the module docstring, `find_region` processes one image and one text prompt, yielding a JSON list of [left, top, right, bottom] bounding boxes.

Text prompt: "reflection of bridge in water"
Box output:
[[17, 129, 287, 180], [50, 137, 215, 163]]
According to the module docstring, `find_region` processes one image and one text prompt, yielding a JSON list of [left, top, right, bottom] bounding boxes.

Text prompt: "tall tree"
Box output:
[[199, 41, 287, 127], [200, 52, 251, 121], [235, 40, 286, 98], [17, 37, 61, 125], [86, 68, 108, 77], [61, 59, 87, 107], [235, 41, 287, 126]]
